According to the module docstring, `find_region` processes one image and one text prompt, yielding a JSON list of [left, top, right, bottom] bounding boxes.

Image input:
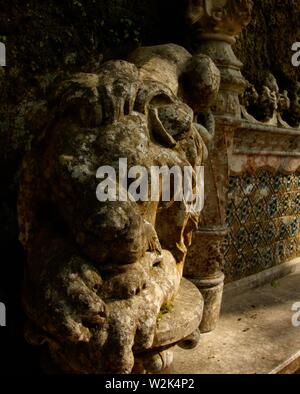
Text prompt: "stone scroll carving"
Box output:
[[18, 44, 220, 374]]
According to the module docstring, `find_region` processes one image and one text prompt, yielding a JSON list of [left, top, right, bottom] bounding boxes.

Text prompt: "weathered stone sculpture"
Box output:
[[240, 72, 293, 128], [18, 44, 219, 374], [247, 73, 289, 127]]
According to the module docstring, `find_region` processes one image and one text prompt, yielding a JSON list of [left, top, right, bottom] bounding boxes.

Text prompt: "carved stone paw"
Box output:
[[24, 256, 107, 344], [100, 262, 150, 299]]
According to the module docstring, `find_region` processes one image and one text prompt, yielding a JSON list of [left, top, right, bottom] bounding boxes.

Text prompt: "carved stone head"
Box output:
[[18, 44, 210, 374]]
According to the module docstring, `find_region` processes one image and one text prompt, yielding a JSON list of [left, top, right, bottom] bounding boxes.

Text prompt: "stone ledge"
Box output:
[[269, 350, 300, 374], [170, 270, 300, 374], [224, 258, 300, 298]]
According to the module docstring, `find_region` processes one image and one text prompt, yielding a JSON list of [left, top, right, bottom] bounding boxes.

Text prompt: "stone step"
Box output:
[[170, 268, 300, 374]]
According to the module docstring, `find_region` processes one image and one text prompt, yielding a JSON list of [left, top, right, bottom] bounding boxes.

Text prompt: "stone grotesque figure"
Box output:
[[242, 73, 291, 127], [258, 73, 280, 124], [18, 44, 220, 374]]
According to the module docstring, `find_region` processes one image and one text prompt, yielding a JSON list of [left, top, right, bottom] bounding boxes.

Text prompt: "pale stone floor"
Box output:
[[170, 271, 300, 374]]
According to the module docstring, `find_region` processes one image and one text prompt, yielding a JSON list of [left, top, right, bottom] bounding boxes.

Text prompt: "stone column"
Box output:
[[184, 0, 253, 332]]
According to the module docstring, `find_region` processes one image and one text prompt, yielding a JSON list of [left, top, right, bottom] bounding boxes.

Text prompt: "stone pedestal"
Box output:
[[196, 274, 224, 333], [186, 226, 227, 332], [134, 278, 203, 373]]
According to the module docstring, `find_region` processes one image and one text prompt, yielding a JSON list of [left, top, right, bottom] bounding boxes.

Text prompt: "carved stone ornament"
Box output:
[[186, 0, 253, 120], [241, 73, 293, 128], [18, 44, 221, 374], [186, 0, 253, 42]]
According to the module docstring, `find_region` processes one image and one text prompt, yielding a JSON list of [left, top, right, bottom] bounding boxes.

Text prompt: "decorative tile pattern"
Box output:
[[225, 171, 300, 281]]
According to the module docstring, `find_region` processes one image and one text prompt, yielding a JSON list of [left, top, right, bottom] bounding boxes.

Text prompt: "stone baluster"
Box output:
[[184, 0, 253, 332]]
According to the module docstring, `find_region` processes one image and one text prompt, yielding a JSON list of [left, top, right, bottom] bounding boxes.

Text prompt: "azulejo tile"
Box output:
[[285, 175, 294, 191], [263, 221, 277, 243], [279, 195, 291, 215], [260, 247, 274, 269], [279, 221, 289, 240], [257, 170, 271, 192], [293, 193, 300, 213], [253, 198, 266, 220], [289, 218, 299, 237], [286, 238, 296, 258], [235, 227, 249, 251], [296, 175, 300, 189], [224, 232, 232, 255], [234, 253, 247, 273], [226, 202, 235, 226], [237, 197, 252, 224], [225, 171, 300, 281], [271, 175, 283, 193], [268, 196, 279, 218], [249, 223, 264, 248], [241, 174, 256, 196]]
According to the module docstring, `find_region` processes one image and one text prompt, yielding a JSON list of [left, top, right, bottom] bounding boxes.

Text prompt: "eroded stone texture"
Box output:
[[18, 44, 217, 374]]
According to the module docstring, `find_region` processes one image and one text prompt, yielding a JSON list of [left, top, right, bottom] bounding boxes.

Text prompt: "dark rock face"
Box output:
[[235, 0, 300, 89]]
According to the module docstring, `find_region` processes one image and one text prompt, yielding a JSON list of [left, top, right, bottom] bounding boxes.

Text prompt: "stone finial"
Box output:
[[184, 0, 253, 334], [186, 0, 253, 43], [241, 73, 292, 128], [185, 0, 253, 119]]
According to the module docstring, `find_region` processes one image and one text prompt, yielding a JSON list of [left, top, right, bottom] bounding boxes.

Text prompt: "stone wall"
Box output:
[[235, 0, 300, 88]]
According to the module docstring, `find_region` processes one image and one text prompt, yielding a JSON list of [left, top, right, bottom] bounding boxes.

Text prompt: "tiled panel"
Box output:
[[225, 171, 300, 282]]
